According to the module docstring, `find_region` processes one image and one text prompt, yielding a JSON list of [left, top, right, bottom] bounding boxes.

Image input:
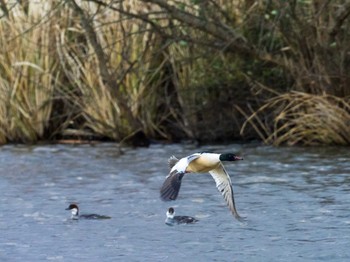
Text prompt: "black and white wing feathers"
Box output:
[[209, 164, 242, 221], [160, 170, 185, 201], [160, 154, 201, 201]]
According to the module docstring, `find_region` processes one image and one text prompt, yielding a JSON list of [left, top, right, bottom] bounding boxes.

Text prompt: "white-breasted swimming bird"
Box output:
[[165, 207, 198, 225], [160, 152, 243, 220], [65, 203, 111, 220]]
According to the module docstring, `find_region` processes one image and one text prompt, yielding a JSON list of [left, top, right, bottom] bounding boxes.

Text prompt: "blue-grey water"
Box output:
[[0, 143, 349, 261]]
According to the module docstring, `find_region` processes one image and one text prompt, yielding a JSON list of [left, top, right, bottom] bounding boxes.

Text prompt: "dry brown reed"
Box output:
[[0, 1, 58, 143], [55, 1, 169, 141], [237, 1, 350, 145], [241, 91, 350, 146], [1, 0, 350, 145]]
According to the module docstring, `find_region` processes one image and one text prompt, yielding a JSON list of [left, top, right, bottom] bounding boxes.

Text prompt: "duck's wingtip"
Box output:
[[160, 171, 184, 201], [160, 185, 180, 201], [159, 193, 177, 201], [233, 213, 246, 222]]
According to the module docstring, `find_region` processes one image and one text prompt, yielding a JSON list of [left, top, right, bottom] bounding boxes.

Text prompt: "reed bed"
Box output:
[[56, 1, 170, 141], [0, 0, 350, 145], [241, 92, 350, 146], [0, 1, 58, 143]]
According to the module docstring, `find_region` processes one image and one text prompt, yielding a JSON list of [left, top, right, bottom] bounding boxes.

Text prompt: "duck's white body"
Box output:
[[160, 152, 243, 220]]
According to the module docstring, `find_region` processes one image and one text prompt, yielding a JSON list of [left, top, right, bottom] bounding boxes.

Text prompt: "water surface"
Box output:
[[0, 143, 349, 261]]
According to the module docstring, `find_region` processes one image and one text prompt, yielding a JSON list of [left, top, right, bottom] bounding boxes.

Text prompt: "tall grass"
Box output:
[[1, 0, 350, 145], [0, 1, 58, 143], [241, 91, 350, 145], [239, 1, 350, 145], [56, 1, 169, 141]]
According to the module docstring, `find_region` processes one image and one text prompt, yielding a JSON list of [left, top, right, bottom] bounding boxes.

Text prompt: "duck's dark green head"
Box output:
[[219, 153, 243, 162]]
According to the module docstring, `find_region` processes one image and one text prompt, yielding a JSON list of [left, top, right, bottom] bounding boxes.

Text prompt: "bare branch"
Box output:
[[67, 0, 143, 132], [329, 0, 350, 42], [141, 0, 254, 55]]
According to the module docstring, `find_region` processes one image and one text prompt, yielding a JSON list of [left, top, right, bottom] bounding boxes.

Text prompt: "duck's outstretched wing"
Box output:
[[160, 170, 185, 201], [161, 153, 202, 201], [209, 164, 243, 221]]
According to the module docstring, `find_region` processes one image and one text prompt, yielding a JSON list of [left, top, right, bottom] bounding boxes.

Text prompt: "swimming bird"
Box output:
[[65, 203, 111, 220], [160, 152, 243, 220], [165, 207, 198, 226]]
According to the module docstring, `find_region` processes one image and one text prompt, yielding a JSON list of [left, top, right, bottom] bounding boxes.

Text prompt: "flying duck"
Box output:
[[160, 152, 243, 220], [165, 207, 198, 225], [65, 203, 111, 220]]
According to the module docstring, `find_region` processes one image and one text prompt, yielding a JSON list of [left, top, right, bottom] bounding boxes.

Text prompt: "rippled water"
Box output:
[[0, 143, 349, 261]]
